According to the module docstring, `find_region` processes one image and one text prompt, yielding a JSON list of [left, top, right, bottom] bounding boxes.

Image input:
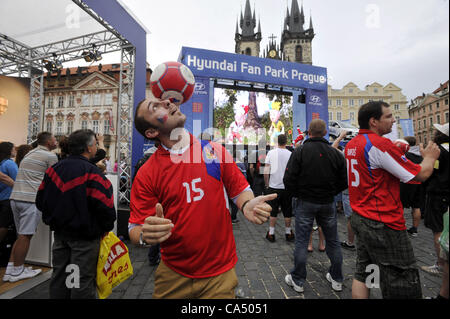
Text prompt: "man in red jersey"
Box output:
[[129, 97, 276, 298], [345, 101, 440, 299]]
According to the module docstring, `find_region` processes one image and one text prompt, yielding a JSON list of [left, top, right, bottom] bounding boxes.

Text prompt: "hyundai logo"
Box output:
[[310, 95, 322, 104], [195, 82, 206, 91]]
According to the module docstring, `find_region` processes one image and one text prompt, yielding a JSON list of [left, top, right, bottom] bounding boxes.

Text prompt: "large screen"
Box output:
[[213, 87, 293, 146]]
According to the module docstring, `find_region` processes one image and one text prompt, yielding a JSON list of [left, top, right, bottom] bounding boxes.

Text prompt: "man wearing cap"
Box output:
[[421, 123, 449, 276]]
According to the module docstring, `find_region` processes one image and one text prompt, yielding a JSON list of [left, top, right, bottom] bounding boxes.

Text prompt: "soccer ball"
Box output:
[[150, 61, 195, 105]]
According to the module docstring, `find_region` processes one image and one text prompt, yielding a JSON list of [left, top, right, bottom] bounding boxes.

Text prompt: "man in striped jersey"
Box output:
[[345, 101, 440, 299], [3, 132, 58, 282]]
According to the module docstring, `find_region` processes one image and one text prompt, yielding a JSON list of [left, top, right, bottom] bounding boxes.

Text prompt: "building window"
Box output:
[[245, 48, 252, 56], [329, 112, 333, 121], [436, 102, 440, 109], [396, 116, 400, 123], [350, 112, 355, 121], [445, 112, 449, 123], [329, 100, 332, 106], [437, 114, 441, 124], [429, 105, 433, 112], [429, 117, 433, 127], [423, 119, 426, 129], [445, 99, 448, 105], [82, 94, 90, 106], [67, 121, 73, 134], [418, 120, 421, 130], [93, 94, 101, 106], [349, 99, 354, 106], [105, 93, 113, 105], [104, 120, 110, 134], [47, 96, 54, 109], [336, 99, 342, 106], [58, 96, 64, 108], [92, 120, 99, 133], [359, 99, 364, 106], [374, 88, 378, 93], [394, 104, 399, 111], [295, 45, 302, 63], [56, 121, 63, 135], [349, 89, 353, 94], [81, 120, 88, 130], [337, 112, 342, 121], [46, 121, 52, 133], [68, 95, 75, 108]]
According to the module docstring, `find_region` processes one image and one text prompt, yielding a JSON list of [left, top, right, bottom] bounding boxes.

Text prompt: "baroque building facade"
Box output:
[[409, 80, 449, 144], [43, 64, 152, 165], [328, 82, 409, 137]]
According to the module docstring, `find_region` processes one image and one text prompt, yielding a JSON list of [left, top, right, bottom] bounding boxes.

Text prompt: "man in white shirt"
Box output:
[[264, 134, 294, 242]]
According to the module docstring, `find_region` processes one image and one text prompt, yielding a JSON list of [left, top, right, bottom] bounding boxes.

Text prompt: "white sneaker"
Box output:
[[8, 267, 42, 283], [2, 274, 11, 282], [285, 274, 304, 293], [326, 273, 342, 291]]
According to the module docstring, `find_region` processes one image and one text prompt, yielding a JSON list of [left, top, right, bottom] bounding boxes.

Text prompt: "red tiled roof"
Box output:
[[433, 80, 449, 94]]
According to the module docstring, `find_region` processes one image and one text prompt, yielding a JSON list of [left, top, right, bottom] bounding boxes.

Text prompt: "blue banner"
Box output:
[[179, 47, 328, 91], [399, 119, 414, 137], [306, 89, 329, 124]]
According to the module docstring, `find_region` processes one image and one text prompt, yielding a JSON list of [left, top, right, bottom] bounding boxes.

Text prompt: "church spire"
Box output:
[[241, 0, 257, 36], [289, 0, 304, 32]]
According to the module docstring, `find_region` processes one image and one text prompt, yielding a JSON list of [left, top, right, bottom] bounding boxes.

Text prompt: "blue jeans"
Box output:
[[290, 199, 343, 285]]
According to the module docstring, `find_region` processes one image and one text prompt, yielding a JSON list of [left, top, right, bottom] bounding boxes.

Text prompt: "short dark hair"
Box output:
[[15, 144, 33, 166], [358, 101, 390, 129], [404, 136, 416, 146], [0, 142, 14, 162], [308, 119, 327, 137], [68, 130, 96, 156], [277, 134, 287, 146], [134, 99, 157, 139], [37, 132, 53, 146]]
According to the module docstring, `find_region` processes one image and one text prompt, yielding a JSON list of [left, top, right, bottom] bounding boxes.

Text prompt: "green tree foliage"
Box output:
[[214, 89, 237, 137]]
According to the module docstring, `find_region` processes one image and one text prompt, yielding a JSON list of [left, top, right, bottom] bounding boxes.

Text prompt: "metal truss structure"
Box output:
[[0, 0, 136, 205], [117, 46, 135, 204]]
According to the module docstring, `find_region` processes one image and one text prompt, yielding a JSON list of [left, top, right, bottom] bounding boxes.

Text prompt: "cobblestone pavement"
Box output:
[[16, 208, 442, 299]]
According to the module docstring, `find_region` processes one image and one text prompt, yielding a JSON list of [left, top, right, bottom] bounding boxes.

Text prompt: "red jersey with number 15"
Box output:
[[130, 134, 249, 278], [344, 130, 421, 230]]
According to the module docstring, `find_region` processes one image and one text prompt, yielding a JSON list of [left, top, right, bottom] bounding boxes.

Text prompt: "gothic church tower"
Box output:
[[281, 0, 315, 64], [235, 0, 262, 57]]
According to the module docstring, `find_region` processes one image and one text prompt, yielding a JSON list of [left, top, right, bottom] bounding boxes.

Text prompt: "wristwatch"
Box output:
[[139, 231, 149, 247]]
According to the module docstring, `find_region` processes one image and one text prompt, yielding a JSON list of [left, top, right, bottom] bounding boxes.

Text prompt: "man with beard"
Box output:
[[129, 97, 276, 298]]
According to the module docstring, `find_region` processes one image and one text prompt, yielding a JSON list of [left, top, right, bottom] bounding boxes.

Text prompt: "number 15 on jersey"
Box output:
[[347, 159, 360, 187]]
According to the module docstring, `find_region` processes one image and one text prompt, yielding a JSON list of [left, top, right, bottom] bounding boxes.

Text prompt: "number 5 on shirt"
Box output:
[[347, 159, 360, 187], [182, 178, 205, 203]]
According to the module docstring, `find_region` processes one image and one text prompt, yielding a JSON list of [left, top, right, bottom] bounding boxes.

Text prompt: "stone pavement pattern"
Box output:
[[16, 208, 442, 299]]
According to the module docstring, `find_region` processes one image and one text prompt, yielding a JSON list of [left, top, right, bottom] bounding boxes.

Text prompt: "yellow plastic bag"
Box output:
[[96, 232, 133, 299]]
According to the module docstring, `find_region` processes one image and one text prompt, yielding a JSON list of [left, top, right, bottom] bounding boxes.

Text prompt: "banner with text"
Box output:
[[179, 47, 328, 91]]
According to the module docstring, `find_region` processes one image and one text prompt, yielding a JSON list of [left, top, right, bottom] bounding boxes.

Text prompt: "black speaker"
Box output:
[[298, 93, 306, 104]]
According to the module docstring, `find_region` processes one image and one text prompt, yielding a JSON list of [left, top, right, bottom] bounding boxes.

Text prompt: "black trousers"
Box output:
[[50, 233, 100, 299]]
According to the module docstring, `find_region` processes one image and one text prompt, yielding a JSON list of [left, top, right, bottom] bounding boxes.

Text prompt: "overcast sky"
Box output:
[[120, 0, 449, 101], [1, 0, 448, 102]]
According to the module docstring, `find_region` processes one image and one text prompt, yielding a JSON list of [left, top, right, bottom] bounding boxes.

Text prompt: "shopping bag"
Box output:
[[96, 232, 133, 299], [439, 211, 449, 254]]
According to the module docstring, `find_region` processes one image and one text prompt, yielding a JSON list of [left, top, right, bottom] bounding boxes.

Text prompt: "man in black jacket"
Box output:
[[36, 129, 116, 299], [283, 119, 348, 293]]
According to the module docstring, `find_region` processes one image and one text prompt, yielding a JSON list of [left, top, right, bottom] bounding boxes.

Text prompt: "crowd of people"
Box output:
[[0, 97, 448, 300]]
